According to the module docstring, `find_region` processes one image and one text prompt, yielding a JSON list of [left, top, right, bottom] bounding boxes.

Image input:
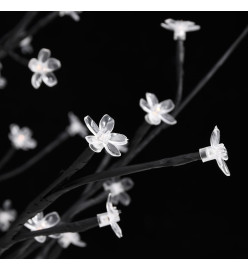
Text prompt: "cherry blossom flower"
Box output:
[[28, 48, 61, 89], [161, 19, 200, 40], [58, 232, 87, 248], [0, 200, 17, 232], [97, 194, 122, 238], [59, 12, 82, 22], [67, 112, 88, 137], [199, 126, 230, 176], [140, 93, 177, 125], [9, 124, 37, 151], [24, 212, 61, 243], [84, 114, 128, 157], [103, 178, 134, 206]]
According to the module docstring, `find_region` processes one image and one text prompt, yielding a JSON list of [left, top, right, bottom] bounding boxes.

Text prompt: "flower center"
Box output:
[[96, 131, 111, 144]]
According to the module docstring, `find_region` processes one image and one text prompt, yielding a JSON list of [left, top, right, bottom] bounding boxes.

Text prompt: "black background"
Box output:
[[0, 12, 247, 258]]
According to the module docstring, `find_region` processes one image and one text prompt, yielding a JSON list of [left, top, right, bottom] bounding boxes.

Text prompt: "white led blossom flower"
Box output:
[[58, 232, 87, 249], [67, 112, 88, 137], [0, 200, 17, 232], [199, 126, 230, 176], [103, 178, 134, 206], [19, 36, 33, 55], [84, 114, 128, 157], [97, 194, 122, 238], [59, 11, 82, 22], [9, 124, 37, 151], [0, 62, 7, 89], [161, 19, 200, 41], [140, 93, 177, 126], [28, 48, 61, 89], [24, 212, 61, 243]]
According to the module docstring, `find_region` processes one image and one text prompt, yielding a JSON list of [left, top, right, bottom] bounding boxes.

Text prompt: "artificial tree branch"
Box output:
[[0, 12, 58, 62], [175, 39, 185, 107], [127, 24, 248, 163], [56, 152, 200, 196], [0, 147, 16, 171], [14, 217, 98, 243], [0, 130, 70, 183], [0, 12, 38, 60], [0, 147, 94, 255]]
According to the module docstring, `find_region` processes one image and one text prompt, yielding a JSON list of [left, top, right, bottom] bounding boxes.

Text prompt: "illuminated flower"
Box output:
[[28, 48, 61, 89], [9, 124, 37, 151], [67, 112, 88, 137], [140, 93, 177, 125], [84, 114, 128, 157], [199, 126, 230, 176], [58, 232, 87, 248], [97, 194, 122, 238], [0, 200, 17, 232], [103, 178, 134, 206], [24, 212, 61, 243], [59, 12, 82, 22], [161, 19, 200, 40]]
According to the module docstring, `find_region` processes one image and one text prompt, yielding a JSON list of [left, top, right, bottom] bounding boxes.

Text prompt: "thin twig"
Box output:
[[0, 131, 70, 183], [175, 39, 185, 107], [0, 147, 16, 171]]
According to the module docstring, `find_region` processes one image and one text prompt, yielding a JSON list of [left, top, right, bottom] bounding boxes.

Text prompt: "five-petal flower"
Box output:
[[59, 12, 82, 22], [0, 200, 17, 232], [67, 112, 88, 138], [28, 48, 61, 89], [199, 126, 230, 176], [103, 178, 134, 206], [161, 19, 200, 40], [84, 114, 128, 157], [58, 232, 87, 248], [24, 212, 61, 243], [140, 93, 177, 125], [97, 193, 122, 238], [9, 124, 37, 151]]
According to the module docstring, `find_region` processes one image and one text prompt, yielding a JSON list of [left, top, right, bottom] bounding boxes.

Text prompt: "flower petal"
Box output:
[[110, 222, 122, 238], [158, 99, 175, 113], [47, 58, 61, 71], [139, 98, 151, 113], [121, 177, 134, 191], [105, 143, 121, 157], [210, 126, 220, 146], [28, 58, 39, 72], [160, 113, 177, 125], [118, 192, 131, 206], [85, 135, 98, 144], [145, 114, 161, 125], [43, 212, 60, 228], [42, 72, 58, 87], [35, 236, 47, 243], [109, 133, 128, 145], [216, 158, 230, 176], [146, 93, 159, 107], [31, 73, 43, 89], [38, 48, 51, 62], [84, 116, 99, 135], [99, 114, 115, 133], [89, 143, 103, 153]]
